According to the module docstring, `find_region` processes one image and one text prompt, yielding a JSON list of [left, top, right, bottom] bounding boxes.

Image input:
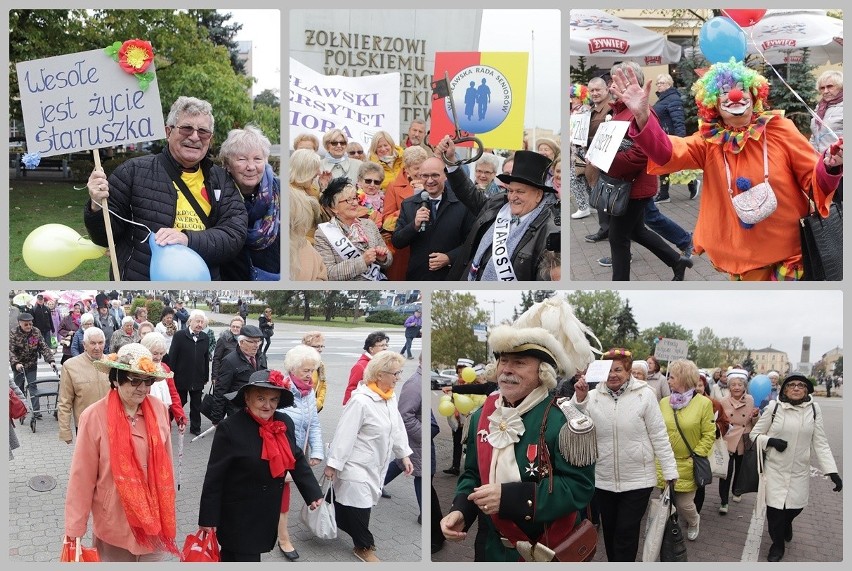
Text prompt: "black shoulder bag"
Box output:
[[799, 188, 842, 280], [158, 152, 214, 229], [672, 409, 713, 487], [589, 171, 631, 216]]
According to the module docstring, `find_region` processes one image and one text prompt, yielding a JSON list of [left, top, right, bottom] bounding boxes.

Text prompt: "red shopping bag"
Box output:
[[60, 537, 101, 562], [182, 530, 220, 562], [9, 388, 27, 420]]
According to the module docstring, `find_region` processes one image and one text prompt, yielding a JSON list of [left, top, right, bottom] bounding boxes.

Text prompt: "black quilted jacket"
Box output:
[[83, 148, 247, 280]]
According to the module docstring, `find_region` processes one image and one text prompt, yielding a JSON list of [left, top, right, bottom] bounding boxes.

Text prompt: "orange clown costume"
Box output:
[[625, 59, 842, 280]]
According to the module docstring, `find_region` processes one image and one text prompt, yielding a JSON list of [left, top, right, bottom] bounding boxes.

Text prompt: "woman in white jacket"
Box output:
[[751, 373, 843, 562], [276, 344, 324, 561], [324, 351, 413, 562], [572, 348, 678, 562]]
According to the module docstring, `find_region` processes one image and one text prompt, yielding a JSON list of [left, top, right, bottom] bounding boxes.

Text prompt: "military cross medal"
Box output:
[[525, 444, 539, 476]]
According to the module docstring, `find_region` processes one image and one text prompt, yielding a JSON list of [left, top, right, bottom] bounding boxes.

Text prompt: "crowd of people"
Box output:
[[436, 296, 842, 562], [9, 290, 421, 562], [570, 63, 843, 281], [289, 118, 562, 282]]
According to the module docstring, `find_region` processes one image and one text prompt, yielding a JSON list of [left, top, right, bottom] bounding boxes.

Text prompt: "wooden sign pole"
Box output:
[[92, 150, 121, 280]]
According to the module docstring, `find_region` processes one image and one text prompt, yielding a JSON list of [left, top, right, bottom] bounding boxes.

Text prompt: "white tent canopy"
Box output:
[[743, 10, 843, 65], [570, 9, 682, 69]]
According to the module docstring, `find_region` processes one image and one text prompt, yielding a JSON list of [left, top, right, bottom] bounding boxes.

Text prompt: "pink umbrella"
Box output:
[[58, 290, 84, 307], [37, 290, 59, 301]]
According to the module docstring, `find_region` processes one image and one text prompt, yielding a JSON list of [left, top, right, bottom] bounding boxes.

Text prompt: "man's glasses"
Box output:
[[329, 140, 347, 146], [362, 178, 382, 185], [125, 374, 156, 387], [172, 125, 213, 140], [420, 173, 443, 180]]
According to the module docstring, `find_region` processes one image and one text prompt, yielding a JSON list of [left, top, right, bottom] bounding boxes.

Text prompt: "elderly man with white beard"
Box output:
[[440, 299, 598, 561]]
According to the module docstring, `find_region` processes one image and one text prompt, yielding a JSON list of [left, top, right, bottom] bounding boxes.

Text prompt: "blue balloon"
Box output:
[[148, 234, 212, 281], [699, 16, 747, 64], [748, 374, 772, 405]]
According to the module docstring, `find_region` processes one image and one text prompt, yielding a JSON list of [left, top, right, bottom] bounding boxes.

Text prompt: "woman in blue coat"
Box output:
[[276, 344, 324, 560]]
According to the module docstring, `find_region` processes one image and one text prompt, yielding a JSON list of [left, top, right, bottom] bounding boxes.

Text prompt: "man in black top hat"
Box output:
[[436, 136, 560, 281]]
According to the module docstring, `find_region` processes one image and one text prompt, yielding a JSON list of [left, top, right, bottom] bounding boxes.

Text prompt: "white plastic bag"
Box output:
[[300, 477, 337, 539], [710, 437, 729, 478], [642, 485, 673, 562]]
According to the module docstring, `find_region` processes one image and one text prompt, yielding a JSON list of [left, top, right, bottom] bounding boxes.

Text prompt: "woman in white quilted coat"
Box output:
[[751, 373, 842, 562], [572, 348, 678, 562]]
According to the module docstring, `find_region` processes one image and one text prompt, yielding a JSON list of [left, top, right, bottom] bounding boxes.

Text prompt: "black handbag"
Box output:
[[734, 435, 760, 495], [673, 409, 712, 487], [800, 190, 842, 280], [589, 171, 631, 216], [660, 503, 688, 562], [199, 383, 216, 421]]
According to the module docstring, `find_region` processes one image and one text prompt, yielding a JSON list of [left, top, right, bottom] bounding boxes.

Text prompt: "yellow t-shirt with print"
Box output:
[[173, 169, 211, 231]]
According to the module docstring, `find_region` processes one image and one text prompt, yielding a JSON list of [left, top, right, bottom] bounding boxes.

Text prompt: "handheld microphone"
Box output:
[[419, 190, 430, 232]]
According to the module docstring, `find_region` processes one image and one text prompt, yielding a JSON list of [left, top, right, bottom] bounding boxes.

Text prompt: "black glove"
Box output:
[[828, 473, 843, 492], [767, 438, 788, 452]]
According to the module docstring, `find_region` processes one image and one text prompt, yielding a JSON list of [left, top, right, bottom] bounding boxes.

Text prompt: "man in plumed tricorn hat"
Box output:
[[440, 297, 599, 561], [434, 135, 560, 281]]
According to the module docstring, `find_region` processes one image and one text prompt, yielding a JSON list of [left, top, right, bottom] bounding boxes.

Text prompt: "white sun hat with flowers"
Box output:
[[94, 342, 173, 378]]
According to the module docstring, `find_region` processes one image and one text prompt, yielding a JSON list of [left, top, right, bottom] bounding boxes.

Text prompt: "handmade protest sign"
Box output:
[[570, 111, 591, 146], [16, 45, 165, 157], [289, 57, 400, 147], [585, 120, 629, 173], [653, 338, 689, 362]]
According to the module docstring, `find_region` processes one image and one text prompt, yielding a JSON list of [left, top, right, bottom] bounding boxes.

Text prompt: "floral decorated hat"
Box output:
[[227, 369, 294, 408], [94, 343, 173, 379]]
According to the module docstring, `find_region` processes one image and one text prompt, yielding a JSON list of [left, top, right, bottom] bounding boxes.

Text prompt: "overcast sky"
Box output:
[[226, 9, 280, 98], [460, 290, 843, 362], [478, 9, 561, 132]]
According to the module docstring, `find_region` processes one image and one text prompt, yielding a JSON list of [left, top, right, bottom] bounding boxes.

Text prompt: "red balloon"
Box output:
[[722, 9, 767, 27]]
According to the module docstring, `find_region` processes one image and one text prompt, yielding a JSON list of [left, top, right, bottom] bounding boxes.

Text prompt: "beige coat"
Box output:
[[57, 354, 110, 442], [721, 393, 758, 454], [751, 397, 837, 509]]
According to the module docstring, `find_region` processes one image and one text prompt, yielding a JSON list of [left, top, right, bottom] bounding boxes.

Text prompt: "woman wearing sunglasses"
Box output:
[[64, 343, 180, 561], [320, 129, 362, 188], [750, 373, 842, 562]]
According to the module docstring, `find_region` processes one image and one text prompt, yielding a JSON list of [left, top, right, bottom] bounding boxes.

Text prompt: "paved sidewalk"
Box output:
[[569, 182, 726, 282]]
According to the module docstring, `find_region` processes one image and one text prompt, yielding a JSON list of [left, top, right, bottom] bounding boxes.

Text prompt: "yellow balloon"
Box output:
[[454, 394, 475, 415], [440, 394, 453, 402], [461, 367, 477, 383], [22, 224, 106, 277], [474, 394, 488, 407], [437, 400, 456, 417]]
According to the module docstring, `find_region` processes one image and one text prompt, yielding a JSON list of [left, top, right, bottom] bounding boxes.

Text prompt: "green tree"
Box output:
[[566, 290, 624, 350], [718, 336, 747, 368], [694, 326, 722, 368], [760, 51, 818, 135], [833, 356, 843, 377], [742, 351, 755, 374], [188, 9, 245, 75], [513, 291, 535, 321], [613, 300, 640, 347], [254, 89, 280, 107], [431, 291, 490, 368]]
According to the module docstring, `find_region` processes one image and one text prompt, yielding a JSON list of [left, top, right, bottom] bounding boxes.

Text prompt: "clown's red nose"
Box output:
[[727, 88, 744, 103]]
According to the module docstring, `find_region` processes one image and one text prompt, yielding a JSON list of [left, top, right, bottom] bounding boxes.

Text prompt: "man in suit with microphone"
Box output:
[[392, 156, 475, 280]]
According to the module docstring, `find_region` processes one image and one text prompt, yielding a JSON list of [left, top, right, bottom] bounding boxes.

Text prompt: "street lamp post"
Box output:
[[483, 299, 499, 327]]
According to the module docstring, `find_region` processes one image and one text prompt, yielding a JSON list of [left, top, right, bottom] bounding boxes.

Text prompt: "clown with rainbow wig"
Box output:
[[570, 83, 591, 110], [612, 58, 843, 281]]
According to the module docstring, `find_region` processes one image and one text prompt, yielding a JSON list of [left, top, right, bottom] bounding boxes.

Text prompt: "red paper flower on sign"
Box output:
[[118, 39, 154, 74]]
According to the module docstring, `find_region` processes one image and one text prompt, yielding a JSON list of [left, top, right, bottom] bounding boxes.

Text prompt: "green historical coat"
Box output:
[[452, 394, 595, 561]]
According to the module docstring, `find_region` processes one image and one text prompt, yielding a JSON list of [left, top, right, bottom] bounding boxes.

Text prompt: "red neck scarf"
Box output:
[[245, 409, 296, 478], [289, 374, 312, 397], [106, 391, 179, 556], [817, 90, 843, 120]]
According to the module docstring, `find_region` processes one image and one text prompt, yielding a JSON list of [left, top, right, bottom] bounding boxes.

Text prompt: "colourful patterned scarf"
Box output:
[[670, 389, 695, 410], [698, 110, 781, 154], [245, 409, 295, 478], [245, 164, 280, 251], [106, 391, 179, 556]]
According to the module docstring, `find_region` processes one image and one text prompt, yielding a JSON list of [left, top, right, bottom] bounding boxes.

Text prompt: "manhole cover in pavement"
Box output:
[[28, 475, 56, 492]]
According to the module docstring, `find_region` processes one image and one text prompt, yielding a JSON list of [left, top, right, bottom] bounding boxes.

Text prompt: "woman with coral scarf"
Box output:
[[64, 343, 179, 561], [614, 58, 843, 281], [197, 369, 323, 562]]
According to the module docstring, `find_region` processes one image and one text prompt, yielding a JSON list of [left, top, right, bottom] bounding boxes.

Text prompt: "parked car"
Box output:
[[430, 368, 457, 391]]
